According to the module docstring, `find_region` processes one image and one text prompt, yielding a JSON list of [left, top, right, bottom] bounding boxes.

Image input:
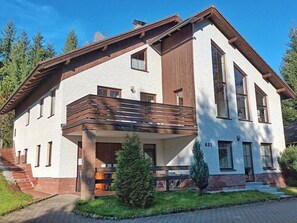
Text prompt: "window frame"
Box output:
[[46, 142, 52, 167], [49, 89, 56, 117], [140, 92, 156, 103], [24, 148, 28, 164], [26, 109, 30, 126], [39, 98, 44, 118], [211, 41, 230, 119], [255, 85, 269, 123], [218, 141, 234, 170], [174, 88, 184, 106], [261, 143, 273, 170], [234, 64, 250, 121], [131, 48, 147, 72], [97, 86, 122, 98], [35, 145, 41, 167]]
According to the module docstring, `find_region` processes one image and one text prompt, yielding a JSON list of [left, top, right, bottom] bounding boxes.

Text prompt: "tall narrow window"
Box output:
[[261, 143, 273, 169], [218, 141, 233, 170], [17, 151, 21, 164], [50, 90, 56, 116], [24, 149, 28, 164], [255, 85, 268, 123], [140, 92, 156, 103], [131, 49, 147, 71], [46, 142, 52, 167], [35, 145, 41, 167], [211, 43, 229, 118], [97, 86, 121, 98], [175, 89, 184, 106], [26, 109, 30, 125], [39, 98, 44, 118], [234, 66, 249, 120]]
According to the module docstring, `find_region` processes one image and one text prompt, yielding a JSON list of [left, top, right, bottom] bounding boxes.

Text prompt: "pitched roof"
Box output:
[[284, 121, 297, 145], [0, 15, 181, 114], [149, 5, 296, 99]]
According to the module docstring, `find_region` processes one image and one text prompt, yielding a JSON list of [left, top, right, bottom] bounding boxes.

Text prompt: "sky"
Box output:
[[0, 0, 297, 75]]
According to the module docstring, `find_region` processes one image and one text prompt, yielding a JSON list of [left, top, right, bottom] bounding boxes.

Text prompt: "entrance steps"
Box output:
[[245, 182, 286, 197]]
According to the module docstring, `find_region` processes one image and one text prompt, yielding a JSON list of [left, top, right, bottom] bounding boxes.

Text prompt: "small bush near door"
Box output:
[[278, 145, 297, 186], [115, 134, 154, 208]]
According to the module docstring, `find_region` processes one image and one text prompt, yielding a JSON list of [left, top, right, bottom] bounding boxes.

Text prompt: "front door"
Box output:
[[243, 142, 254, 182], [143, 144, 156, 166], [76, 142, 83, 192]]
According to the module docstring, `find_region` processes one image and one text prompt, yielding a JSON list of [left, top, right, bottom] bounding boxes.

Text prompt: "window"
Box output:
[[97, 86, 121, 98], [218, 141, 234, 170], [131, 49, 147, 71], [211, 43, 229, 118], [39, 98, 44, 118], [46, 142, 52, 167], [140, 92, 156, 103], [261, 143, 273, 169], [26, 109, 30, 125], [234, 66, 249, 120], [17, 151, 21, 164], [50, 90, 56, 116], [35, 145, 41, 167], [175, 89, 184, 106], [255, 85, 268, 123], [143, 144, 156, 166], [24, 149, 28, 164]]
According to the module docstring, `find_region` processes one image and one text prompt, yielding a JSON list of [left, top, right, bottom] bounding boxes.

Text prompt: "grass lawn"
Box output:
[[75, 190, 277, 219], [0, 172, 33, 215], [279, 187, 297, 196]]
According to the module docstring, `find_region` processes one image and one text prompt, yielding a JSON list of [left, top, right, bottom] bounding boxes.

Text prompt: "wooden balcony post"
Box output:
[[81, 129, 96, 200]]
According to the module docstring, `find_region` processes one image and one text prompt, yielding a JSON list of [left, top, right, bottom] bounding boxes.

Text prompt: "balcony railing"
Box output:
[[64, 95, 197, 134]]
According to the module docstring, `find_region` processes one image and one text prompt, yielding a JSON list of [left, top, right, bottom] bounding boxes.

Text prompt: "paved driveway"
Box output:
[[1, 194, 297, 223]]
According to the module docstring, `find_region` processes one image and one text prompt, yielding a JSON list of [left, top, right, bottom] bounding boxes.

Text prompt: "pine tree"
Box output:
[[115, 134, 154, 208], [45, 42, 56, 58], [28, 31, 46, 69], [63, 30, 78, 53], [281, 26, 297, 125], [190, 141, 209, 195], [0, 20, 16, 62]]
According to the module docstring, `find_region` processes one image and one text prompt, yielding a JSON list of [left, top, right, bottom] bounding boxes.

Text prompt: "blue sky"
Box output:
[[1, 0, 296, 75]]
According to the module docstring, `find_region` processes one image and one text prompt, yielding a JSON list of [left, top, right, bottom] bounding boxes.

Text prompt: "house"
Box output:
[[284, 121, 297, 146], [0, 5, 295, 200]]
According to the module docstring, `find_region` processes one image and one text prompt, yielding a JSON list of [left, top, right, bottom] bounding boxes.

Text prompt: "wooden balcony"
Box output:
[[62, 95, 197, 135]]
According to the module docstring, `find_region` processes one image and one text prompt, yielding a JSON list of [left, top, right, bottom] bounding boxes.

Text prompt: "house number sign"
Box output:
[[205, 142, 213, 147]]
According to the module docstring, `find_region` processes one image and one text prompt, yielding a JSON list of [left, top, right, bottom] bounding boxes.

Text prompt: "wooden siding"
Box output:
[[160, 24, 196, 108], [63, 95, 197, 135], [14, 22, 177, 117]]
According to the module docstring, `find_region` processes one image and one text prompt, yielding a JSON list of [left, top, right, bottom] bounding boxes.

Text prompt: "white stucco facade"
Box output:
[[12, 18, 288, 187]]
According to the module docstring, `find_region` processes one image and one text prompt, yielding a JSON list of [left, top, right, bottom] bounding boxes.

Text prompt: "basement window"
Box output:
[[24, 149, 28, 164], [131, 49, 147, 71]]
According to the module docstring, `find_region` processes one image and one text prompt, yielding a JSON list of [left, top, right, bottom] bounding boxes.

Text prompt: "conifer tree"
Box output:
[[281, 26, 297, 125], [115, 134, 154, 208], [190, 141, 209, 195], [0, 20, 16, 62], [63, 30, 78, 53]]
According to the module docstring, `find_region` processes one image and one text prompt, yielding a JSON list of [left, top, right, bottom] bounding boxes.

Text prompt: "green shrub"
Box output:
[[115, 134, 154, 208], [190, 141, 209, 195], [278, 145, 297, 186]]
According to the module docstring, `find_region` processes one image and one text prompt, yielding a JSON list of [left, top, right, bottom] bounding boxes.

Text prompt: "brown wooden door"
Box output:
[[96, 143, 121, 167], [243, 142, 254, 182]]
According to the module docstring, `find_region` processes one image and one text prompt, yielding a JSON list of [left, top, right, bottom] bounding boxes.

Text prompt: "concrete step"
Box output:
[[246, 182, 264, 186], [246, 185, 270, 189]]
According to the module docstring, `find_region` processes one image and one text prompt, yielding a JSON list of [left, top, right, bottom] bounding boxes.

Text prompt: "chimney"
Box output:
[[94, 32, 105, 42], [133, 19, 147, 29]]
